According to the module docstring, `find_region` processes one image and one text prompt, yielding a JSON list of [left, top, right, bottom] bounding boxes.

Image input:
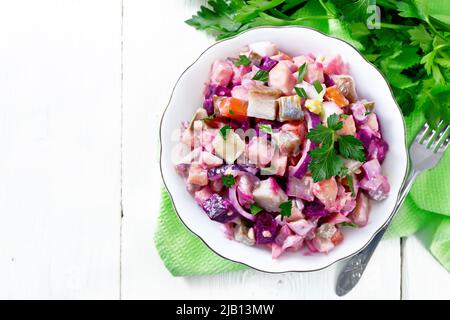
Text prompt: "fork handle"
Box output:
[[335, 170, 419, 296]]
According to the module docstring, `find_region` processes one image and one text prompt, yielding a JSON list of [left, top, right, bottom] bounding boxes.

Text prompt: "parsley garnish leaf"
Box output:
[[279, 201, 292, 220], [252, 69, 269, 82], [308, 146, 344, 182], [221, 174, 236, 187], [294, 86, 308, 98], [219, 125, 232, 140], [338, 135, 366, 162], [234, 55, 251, 67], [346, 174, 356, 196], [297, 63, 307, 82], [313, 80, 323, 93], [306, 124, 335, 146], [327, 114, 343, 130], [250, 204, 263, 215], [258, 124, 272, 134], [339, 222, 359, 228]]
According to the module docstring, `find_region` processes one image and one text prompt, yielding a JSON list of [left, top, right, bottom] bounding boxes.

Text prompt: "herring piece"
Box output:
[[247, 85, 283, 120], [277, 95, 304, 122], [331, 75, 358, 103], [212, 129, 245, 164], [188, 108, 208, 129], [252, 177, 288, 213]]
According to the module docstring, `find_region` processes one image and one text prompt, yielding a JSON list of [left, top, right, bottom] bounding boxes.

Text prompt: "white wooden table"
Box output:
[[0, 0, 448, 300]]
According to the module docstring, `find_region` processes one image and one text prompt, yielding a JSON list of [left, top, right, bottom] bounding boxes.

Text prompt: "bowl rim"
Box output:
[[159, 26, 409, 274]]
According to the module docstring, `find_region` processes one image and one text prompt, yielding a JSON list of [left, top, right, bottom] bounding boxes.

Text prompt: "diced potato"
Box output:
[[252, 177, 288, 212], [248, 41, 278, 57], [277, 95, 304, 122], [268, 62, 297, 95], [212, 129, 245, 164], [210, 60, 234, 86], [247, 137, 274, 167], [321, 101, 343, 122], [247, 85, 283, 120], [272, 131, 301, 156], [200, 151, 223, 168], [295, 81, 326, 101], [187, 163, 208, 186], [337, 114, 356, 136]]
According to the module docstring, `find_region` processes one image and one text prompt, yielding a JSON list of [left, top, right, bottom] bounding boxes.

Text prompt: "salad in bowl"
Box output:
[[174, 40, 391, 259]]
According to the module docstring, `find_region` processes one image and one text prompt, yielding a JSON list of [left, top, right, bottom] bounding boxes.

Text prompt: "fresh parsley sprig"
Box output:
[[234, 55, 251, 67], [252, 69, 269, 82], [306, 114, 366, 182], [187, 0, 450, 128], [279, 201, 292, 220]]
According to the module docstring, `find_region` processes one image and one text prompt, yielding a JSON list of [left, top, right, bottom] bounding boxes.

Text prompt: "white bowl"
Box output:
[[160, 27, 408, 273]]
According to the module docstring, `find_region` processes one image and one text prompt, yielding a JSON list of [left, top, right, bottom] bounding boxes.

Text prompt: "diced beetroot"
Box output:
[[304, 200, 330, 218], [254, 213, 278, 244], [201, 193, 237, 223], [210, 60, 234, 86], [259, 56, 279, 71]]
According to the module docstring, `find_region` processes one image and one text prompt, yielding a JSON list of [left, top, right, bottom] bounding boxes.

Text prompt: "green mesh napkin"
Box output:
[[155, 109, 450, 276]]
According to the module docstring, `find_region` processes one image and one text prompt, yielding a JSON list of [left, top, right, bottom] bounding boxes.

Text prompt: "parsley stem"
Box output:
[[379, 23, 409, 30], [318, 0, 335, 17], [426, 18, 447, 41]]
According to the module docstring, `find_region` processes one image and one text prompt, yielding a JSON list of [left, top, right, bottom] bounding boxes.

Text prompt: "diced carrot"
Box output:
[[325, 86, 349, 107], [218, 97, 248, 120]]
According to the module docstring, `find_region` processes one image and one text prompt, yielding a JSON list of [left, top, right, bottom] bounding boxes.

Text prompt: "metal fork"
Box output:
[[336, 120, 450, 296]]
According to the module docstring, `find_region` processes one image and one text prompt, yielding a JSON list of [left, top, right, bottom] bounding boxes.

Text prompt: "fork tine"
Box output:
[[431, 124, 449, 151], [422, 127, 436, 146], [438, 134, 450, 153], [415, 123, 429, 143]]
